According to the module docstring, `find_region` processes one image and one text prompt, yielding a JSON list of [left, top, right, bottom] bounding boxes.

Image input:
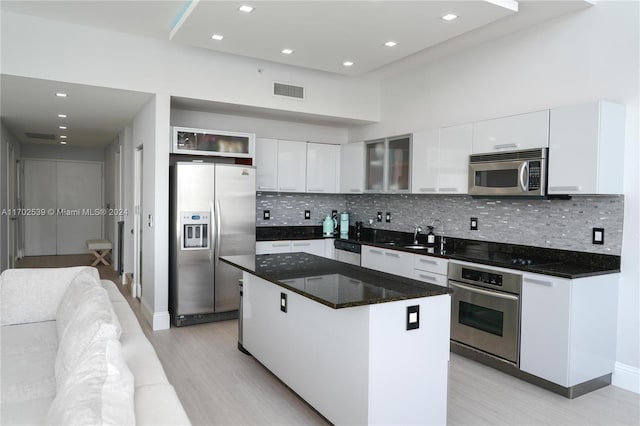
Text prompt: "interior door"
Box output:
[[56, 161, 103, 254], [7, 144, 17, 267], [24, 160, 57, 256]]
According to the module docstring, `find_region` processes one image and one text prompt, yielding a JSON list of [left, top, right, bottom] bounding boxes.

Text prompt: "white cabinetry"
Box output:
[[413, 255, 448, 287], [411, 129, 439, 194], [472, 110, 549, 154], [306, 143, 339, 193], [361, 246, 413, 279], [256, 239, 327, 257], [255, 138, 279, 191], [548, 101, 625, 195], [412, 124, 471, 194], [520, 272, 618, 387], [277, 140, 307, 192], [340, 142, 364, 193]]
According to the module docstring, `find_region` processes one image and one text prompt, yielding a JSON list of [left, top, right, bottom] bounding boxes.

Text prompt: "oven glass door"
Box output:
[[468, 160, 530, 196], [450, 281, 520, 364]]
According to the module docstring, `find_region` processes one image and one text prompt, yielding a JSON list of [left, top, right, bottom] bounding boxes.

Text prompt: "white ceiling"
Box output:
[[0, 0, 593, 148]]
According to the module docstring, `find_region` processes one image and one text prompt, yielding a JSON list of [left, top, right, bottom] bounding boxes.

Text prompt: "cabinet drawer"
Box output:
[[414, 254, 448, 275], [413, 270, 448, 287]]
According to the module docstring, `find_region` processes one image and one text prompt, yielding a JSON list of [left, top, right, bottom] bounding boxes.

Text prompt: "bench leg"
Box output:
[[90, 249, 111, 266]]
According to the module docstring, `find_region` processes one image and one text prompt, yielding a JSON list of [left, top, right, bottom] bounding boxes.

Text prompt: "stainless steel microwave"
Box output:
[[468, 148, 547, 196]]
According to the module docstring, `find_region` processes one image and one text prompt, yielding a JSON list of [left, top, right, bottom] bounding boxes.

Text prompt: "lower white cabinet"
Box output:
[[413, 254, 448, 287], [256, 239, 327, 257], [520, 272, 618, 387], [361, 246, 414, 279]]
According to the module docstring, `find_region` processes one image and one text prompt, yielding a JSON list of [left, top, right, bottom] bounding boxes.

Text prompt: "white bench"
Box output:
[[86, 239, 112, 266]]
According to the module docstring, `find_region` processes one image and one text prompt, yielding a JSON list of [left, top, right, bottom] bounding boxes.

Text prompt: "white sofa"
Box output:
[[0, 266, 191, 425]]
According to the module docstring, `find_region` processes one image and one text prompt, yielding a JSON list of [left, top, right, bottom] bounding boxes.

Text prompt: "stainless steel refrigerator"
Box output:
[[169, 162, 256, 326]]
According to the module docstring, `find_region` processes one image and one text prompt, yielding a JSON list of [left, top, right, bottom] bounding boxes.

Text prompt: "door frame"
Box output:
[[133, 146, 143, 299]]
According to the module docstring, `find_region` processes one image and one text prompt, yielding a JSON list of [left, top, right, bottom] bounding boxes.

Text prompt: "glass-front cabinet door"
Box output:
[[172, 127, 255, 158], [365, 135, 411, 192], [387, 135, 411, 191], [365, 139, 385, 191]]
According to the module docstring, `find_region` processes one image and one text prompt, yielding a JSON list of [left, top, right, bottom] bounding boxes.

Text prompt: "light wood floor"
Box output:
[[16, 256, 640, 425]]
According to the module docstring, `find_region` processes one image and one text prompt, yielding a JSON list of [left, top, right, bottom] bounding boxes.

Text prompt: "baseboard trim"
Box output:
[[613, 362, 640, 394], [139, 298, 171, 330]]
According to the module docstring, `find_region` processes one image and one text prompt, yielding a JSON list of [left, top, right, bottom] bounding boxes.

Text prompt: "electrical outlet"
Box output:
[[280, 292, 287, 313], [406, 305, 420, 330], [386, 212, 391, 223], [304, 210, 311, 220], [470, 217, 478, 230], [263, 210, 270, 220], [592, 227, 604, 245], [377, 212, 383, 222]]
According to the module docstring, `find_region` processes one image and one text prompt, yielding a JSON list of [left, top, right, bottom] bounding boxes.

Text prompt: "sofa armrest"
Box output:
[[0, 266, 100, 325], [135, 384, 191, 426]]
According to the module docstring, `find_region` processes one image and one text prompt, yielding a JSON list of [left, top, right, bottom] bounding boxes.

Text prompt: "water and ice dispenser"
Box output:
[[181, 212, 210, 250]]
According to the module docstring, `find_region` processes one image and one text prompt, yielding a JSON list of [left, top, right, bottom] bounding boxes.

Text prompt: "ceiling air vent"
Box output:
[[273, 82, 305, 100], [24, 132, 56, 140]]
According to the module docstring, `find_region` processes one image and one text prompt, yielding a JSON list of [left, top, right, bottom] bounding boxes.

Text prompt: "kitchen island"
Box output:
[[221, 252, 452, 426]]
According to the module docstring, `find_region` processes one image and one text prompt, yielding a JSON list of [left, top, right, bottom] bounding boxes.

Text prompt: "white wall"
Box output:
[[171, 109, 349, 144], [349, 1, 640, 389], [20, 143, 104, 162], [0, 12, 379, 124], [103, 136, 121, 274]]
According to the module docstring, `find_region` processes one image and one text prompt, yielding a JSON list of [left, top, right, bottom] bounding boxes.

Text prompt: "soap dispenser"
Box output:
[[426, 226, 436, 247]]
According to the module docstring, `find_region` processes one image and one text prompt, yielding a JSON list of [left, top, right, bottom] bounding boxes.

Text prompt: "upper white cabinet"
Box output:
[[411, 128, 439, 194], [412, 124, 471, 194], [365, 135, 411, 193], [306, 143, 340, 193], [255, 138, 279, 191], [340, 142, 364, 193], [277, 140, 307, 193], [472, 110, 550, 154], [548, 101, 625, 195]]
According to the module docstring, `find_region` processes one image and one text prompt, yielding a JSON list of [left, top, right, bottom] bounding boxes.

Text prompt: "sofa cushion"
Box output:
[[55, 286, 121, 388], [47, 338, 135, 426], [0, 266, 101, 326], [0, 396, 54, 425], [120, 332, 169, 387], [1, 322, 58, 405], [55, 271, 102, 339], [134, 384, 191, 426]]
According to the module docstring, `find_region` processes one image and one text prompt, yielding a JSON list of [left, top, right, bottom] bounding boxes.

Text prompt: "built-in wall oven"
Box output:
[[448, 262, 522, 364]]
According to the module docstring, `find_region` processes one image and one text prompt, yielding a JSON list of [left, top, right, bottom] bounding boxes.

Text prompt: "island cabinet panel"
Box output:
[[256, 239, 327, 257], [242, 272, 450, 425], [520, 272, 618, 387]]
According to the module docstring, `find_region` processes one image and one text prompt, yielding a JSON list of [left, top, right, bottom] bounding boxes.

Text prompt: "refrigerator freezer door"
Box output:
[[174, 163, 216, 316], [214, 164, 256, 312]]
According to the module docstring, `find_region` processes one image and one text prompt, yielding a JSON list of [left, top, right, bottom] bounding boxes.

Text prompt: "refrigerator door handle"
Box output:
[[215, 199, 222, 258]]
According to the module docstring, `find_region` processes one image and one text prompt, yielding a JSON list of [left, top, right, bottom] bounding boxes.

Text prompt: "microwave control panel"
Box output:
[[528, 160, 541, 190]]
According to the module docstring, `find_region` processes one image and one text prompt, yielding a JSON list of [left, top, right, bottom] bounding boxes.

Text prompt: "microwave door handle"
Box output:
[[519, 162, 528, 192]]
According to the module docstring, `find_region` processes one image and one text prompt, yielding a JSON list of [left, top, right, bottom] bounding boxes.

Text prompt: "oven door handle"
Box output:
[[449, 281, 519, 301]]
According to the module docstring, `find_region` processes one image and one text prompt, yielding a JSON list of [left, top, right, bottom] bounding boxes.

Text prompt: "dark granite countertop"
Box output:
[[256, 226, 621, 279], [221, 252, 452, 309]]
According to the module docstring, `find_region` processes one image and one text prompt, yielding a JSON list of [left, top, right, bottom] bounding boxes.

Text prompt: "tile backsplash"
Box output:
[[257, 192, 624, 255]]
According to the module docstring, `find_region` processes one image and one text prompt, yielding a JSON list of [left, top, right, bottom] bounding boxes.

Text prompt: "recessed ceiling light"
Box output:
[[238, 5, 254, 13], [442, 14, 458, 21], [281, 48, 294, 55], [211, 34, 224, 41], [58, 114, 67, 118], [60, 141, 67, 145], [343, 61, 354, 67], [384, 41, 398, 47], [59, 125, 67, 130], [60, 135, 67, 139], [55, 92, 67, 97]]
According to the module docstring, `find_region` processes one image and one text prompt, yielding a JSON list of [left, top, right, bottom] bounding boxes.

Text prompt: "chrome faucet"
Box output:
[[413, 225, 422, 244]]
